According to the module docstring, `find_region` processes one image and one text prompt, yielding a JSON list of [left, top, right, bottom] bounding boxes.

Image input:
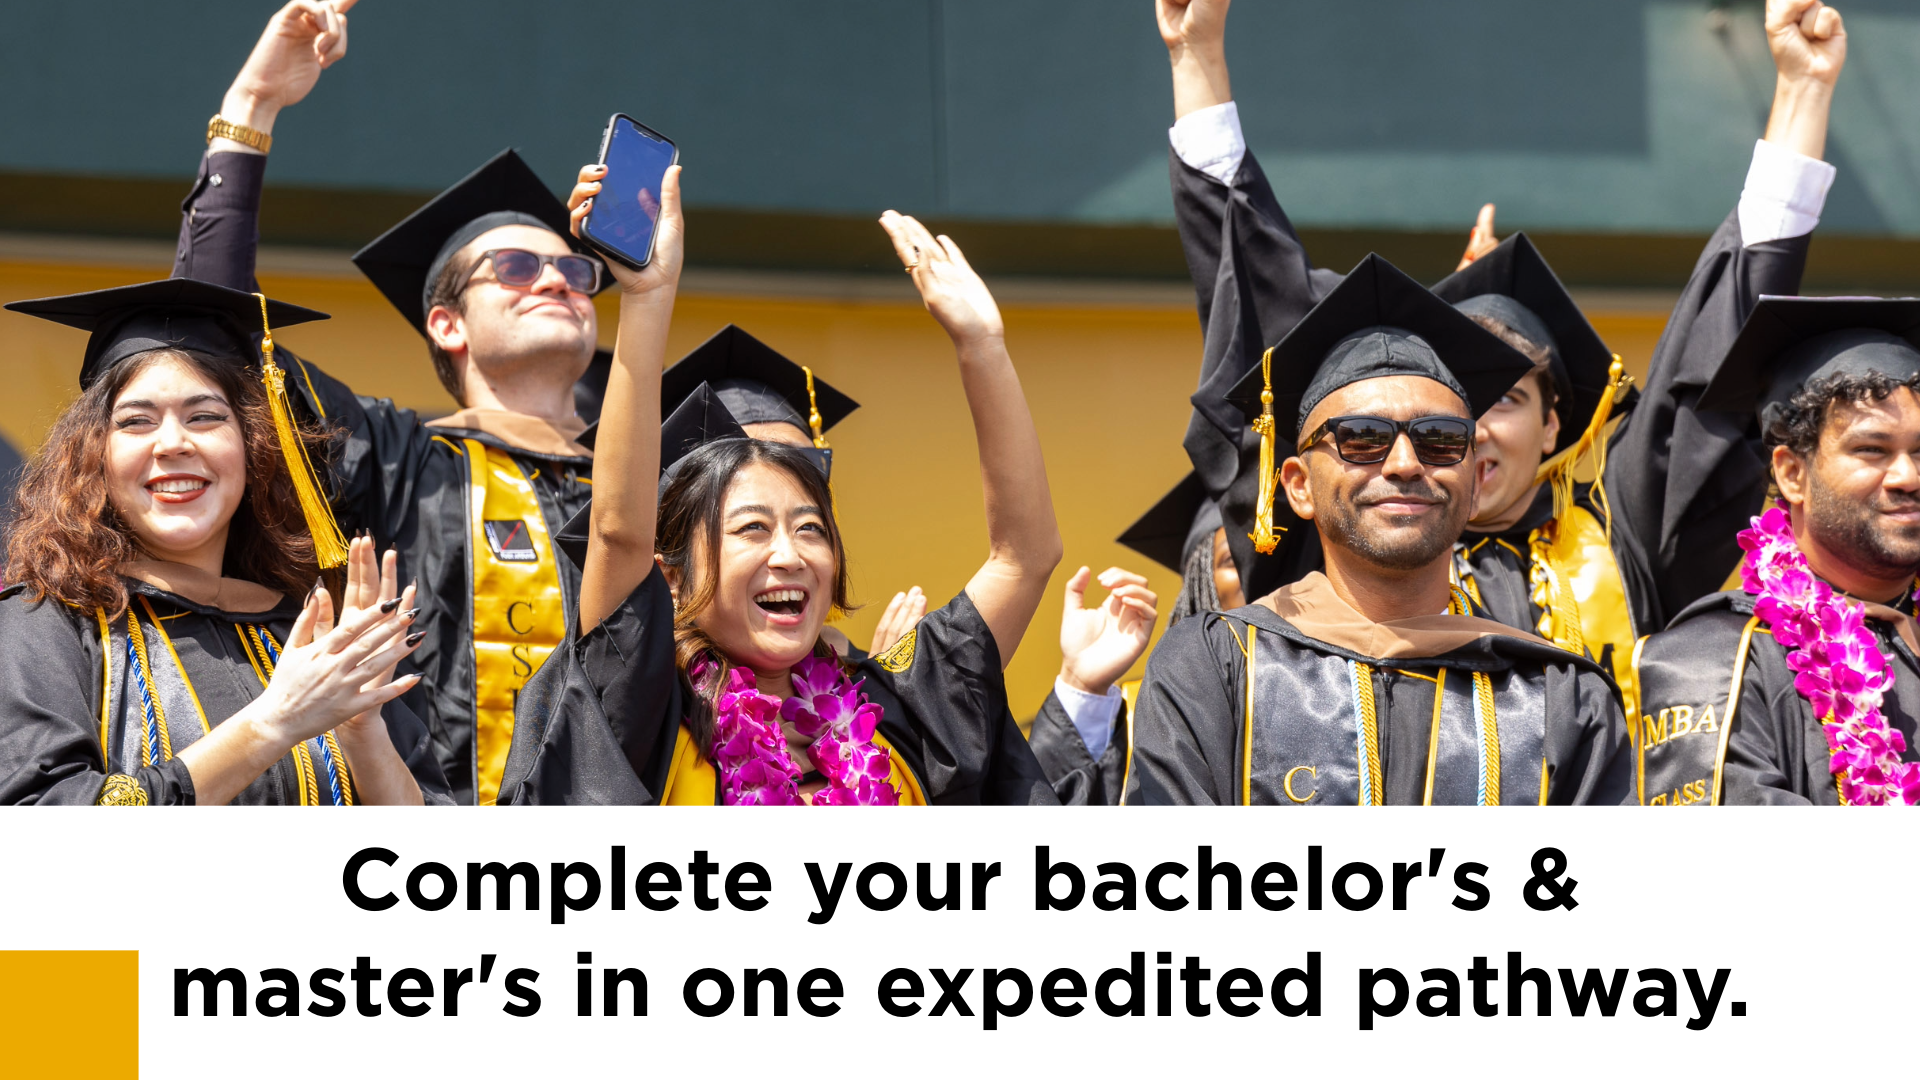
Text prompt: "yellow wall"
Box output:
[[0, 254, 1668, 714]]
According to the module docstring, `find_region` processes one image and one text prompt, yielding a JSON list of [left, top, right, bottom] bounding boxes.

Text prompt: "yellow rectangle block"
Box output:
[[0, 950, 137, 1078]]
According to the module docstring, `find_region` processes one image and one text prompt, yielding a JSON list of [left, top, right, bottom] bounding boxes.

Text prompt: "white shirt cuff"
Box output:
[[1169, 101, 1245, 185], [1055, 676, 1125, 761], [1737, 138, 1836, 247]]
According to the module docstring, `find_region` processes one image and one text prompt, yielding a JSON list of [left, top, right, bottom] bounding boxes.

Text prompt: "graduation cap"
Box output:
[[1117, 471, 1220, 574], [556, 383, 755, 567], [1225, 254, 1533, 554], [1431, 233, 1625, 457], [7, 278, 329, 391], [1700, 296, 1920, 430], [575, 378, 835, 478], [5, 278, 349, 566], [661, 325, 858, 447], [352, 149, 592, 336]]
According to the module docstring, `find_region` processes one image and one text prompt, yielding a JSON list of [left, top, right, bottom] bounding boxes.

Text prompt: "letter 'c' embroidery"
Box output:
[[1283, 764, 1318, 804]]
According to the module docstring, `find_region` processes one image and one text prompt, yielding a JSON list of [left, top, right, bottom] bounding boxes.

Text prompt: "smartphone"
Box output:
[[580, 114, 678, 270]]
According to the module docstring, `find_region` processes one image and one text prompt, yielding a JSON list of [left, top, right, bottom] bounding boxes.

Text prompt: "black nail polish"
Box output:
[[379, 596, 402, 614], [402, 608, 420, 622], [405, 630, 426, 647]]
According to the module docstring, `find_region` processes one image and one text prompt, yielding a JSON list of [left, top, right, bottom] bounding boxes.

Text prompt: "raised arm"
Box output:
[[879, 212, 1063, 669], [1158, 0, 1231, 120], [567, 165, 684, 632], [174, 1, 352, 290], [1603, 0, 1845, 628]]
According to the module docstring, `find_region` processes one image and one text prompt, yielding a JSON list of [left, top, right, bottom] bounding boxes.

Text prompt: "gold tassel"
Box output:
[[802, 365, 829, 450], [1249, 347, 1285, 554], [253, 293, 349, 569], [1531, 355, 1631, 544]]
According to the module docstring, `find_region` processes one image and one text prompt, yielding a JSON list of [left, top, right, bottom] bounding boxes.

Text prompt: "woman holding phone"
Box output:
[[0, 279, 448, 805], [500, 161, 1061, 805]]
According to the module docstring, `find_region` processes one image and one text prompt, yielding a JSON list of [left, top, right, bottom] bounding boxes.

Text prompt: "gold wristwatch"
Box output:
[[206, 115, 271, 154]]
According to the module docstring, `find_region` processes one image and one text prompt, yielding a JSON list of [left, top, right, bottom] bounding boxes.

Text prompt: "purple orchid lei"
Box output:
[[1737, 504, 1920, 805], [693, 655, 899, 806]]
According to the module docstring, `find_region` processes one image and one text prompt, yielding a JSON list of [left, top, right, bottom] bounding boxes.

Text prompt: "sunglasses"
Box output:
[[468, 248, 603, 294], [1298, 414, 1473, 466]]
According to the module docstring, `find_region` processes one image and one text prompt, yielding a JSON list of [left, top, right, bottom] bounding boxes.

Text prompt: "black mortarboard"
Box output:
[[1117, 471, 1221, 574], [7, 278, 349, 565], [1431, 233, 1617, 454], [1226, 254, 1534, 441], [556, 384, 756, 566], [352, 149, 591, 336], [1700, 296, 1920, 429], [7, 278, 329, 390], [661, 325, 858, 443]]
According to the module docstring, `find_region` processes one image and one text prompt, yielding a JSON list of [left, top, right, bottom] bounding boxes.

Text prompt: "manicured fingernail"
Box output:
[[405, 630, 426, 647], [379, 597, 402, 614], [402, 607, 420, 622]]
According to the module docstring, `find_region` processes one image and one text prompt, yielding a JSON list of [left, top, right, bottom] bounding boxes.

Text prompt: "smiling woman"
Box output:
[[0, 278, 452, 806], [499, 164, 1062, 805]]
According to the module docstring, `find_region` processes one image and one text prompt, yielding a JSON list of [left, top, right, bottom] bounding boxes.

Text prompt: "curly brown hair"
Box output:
[[6, 348, 328, 617], [656, 438, 855, 754], [1763, 370, 1920, 458]]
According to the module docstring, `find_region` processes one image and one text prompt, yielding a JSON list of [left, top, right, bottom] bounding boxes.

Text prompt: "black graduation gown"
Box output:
[[1633, 589, 1920, 806], [1027, 688, 1132, 806], [1124, 576, 1628, 806], [174, 151, 595, 805], [1173, 147, 1809, 628], [0, 580, 452, 805], [500, 567, 1057, 805]]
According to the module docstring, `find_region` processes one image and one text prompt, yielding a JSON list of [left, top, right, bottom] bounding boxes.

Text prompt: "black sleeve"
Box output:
[[1171, 148, 1341, 600], [1603, 209, 1811, 631], [1124, 616, 1243, 805], [865, 591, 1057, 806], [1027, 690, 1126, 806], [499, 566, 680, 805], [280, 352, 435, 549], [1720, 646, 1818, 806], [378, 695, 457, 807], [1546, 665, 1632, 806], [0, 595, 196, 805], [173, 151, 267, 292]]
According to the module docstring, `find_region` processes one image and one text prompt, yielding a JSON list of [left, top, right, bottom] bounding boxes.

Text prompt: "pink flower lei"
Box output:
[[692, 655, 899, 806], [1737, 504, 1920, 805]]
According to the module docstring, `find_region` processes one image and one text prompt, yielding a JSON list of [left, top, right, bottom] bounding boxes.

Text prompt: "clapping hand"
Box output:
[[880, 211, 1004, 346], [259, 534, 421, 748], [1058, 567, 1159, 696]]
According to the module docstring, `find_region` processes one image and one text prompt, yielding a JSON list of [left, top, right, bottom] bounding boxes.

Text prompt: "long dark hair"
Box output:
[[656, 438, 854, 752], [6, 348, 326, 617]]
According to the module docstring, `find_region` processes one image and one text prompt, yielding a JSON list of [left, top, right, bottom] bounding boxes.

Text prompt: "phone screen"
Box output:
[[585, 117, 676, 268]]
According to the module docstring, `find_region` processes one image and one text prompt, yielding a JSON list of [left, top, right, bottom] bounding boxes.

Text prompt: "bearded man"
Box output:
[[1124, 258, 1629, 806], [1634, 299, 1920, 806]]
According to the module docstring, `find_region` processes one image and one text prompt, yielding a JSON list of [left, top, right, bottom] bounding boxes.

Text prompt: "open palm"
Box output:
[[1059, 567, 1158, 695]]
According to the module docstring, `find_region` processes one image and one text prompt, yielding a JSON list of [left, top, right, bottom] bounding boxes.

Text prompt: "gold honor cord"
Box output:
[[1249, 347, 1285, 554], [253, 293, 349, 569], [1350, 661, 1384, 806]]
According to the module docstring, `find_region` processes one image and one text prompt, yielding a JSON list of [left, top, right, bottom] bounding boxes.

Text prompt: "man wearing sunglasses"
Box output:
[[1155, 0, 1846, 712], [1124, 257, 1630, 805], [171, 5, 605, 804]]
